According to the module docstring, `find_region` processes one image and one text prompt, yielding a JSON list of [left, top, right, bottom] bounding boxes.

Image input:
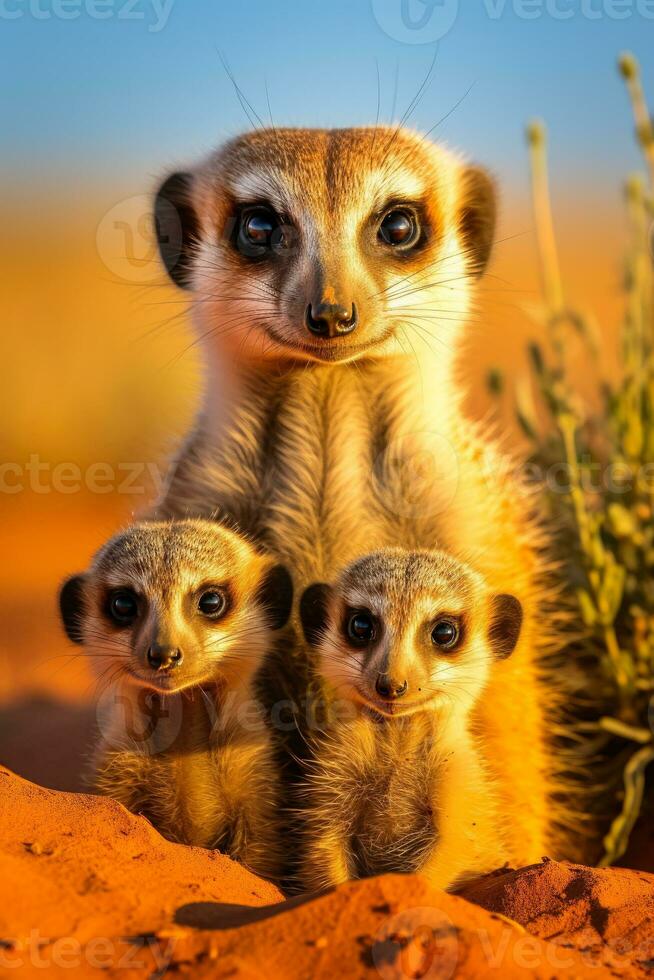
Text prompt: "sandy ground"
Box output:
[[1, 767, 652, 978]]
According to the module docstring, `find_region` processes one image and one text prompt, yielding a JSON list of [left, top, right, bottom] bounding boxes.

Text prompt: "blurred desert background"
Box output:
[[1, 0, 651, 792]]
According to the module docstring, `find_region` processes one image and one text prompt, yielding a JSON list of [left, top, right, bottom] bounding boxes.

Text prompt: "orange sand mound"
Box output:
[[461, 859, 654, 977], [1, 767, 652, 978]]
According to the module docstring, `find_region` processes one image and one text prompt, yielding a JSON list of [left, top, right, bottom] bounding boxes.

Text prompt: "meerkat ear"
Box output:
[[59, 575, 87, 645], [459, 166, 496, 278], [488, 594, 523, 660], [299, 583, 333, 646], [257, 565, 293, 631], [154, 171, 199, 290]]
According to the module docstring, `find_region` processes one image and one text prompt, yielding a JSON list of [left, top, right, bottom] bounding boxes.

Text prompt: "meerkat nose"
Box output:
[[147, 644, 183, 671], [305, 301, 358, 338], [375, 675, 408, 700]]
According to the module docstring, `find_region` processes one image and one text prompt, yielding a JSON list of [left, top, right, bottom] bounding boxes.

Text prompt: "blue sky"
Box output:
[[3, 0, 654, 199]]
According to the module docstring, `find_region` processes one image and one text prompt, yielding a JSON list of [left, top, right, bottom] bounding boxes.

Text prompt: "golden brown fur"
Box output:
[[297, 549, 521, 891], [59, 519, 292, 879], [151, 126, 576, 866], [93, 689, 281, 877]]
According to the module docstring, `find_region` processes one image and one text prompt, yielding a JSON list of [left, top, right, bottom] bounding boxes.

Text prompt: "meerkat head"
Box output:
[[300, 548, 521, 719], [154, 127, 495, 366], [59, 520, 292, 695]]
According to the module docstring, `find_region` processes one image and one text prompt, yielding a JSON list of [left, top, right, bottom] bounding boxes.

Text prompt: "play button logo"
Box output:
[[372, 0, 459, 43]]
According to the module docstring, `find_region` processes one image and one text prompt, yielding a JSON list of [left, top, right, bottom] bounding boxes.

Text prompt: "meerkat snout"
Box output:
[[375, 674, 408, 701], [146, 642, 182, 671], [305, 301, 358, 339]]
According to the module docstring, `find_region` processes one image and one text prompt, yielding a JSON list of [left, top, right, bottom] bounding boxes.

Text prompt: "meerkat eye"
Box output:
[[236, 206, 282, 258], [346, 610, 376, 645], [108, 590, 138, 626], [378, 209, 419, 249], [431, 618, 460, 651], [198, 590, 228, 619], [243, 210, 275, 244]]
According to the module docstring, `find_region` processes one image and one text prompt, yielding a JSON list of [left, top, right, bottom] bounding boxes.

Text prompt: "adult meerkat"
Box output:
[[59, 519, 292, 879], [152, 126, 572, 863], [297, 548, 523, 892]]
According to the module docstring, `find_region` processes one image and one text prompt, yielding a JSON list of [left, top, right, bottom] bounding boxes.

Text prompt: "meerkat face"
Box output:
[[59, 520, 292, 695], [155, 128, 495, 365], [300, 549, 521, 719]]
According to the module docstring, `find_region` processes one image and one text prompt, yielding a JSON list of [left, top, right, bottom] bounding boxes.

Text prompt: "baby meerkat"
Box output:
[[298, 548, 523, 892], [59, 519, 292, 879]]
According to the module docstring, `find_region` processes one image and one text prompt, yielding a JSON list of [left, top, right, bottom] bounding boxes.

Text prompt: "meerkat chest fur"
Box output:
[[163, 355, 457, 581], [344, 713, 443, 877], [306, 710, 494, 883], [96, 687, 274, 851]]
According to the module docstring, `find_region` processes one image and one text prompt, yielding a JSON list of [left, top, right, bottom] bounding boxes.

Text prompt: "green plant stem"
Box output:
[[559, 415, 634, 703], [527, 121, 565, 364], [599, 716, 653, 743], [600, 741, 654, 866], [621, 54, 654, 190]]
